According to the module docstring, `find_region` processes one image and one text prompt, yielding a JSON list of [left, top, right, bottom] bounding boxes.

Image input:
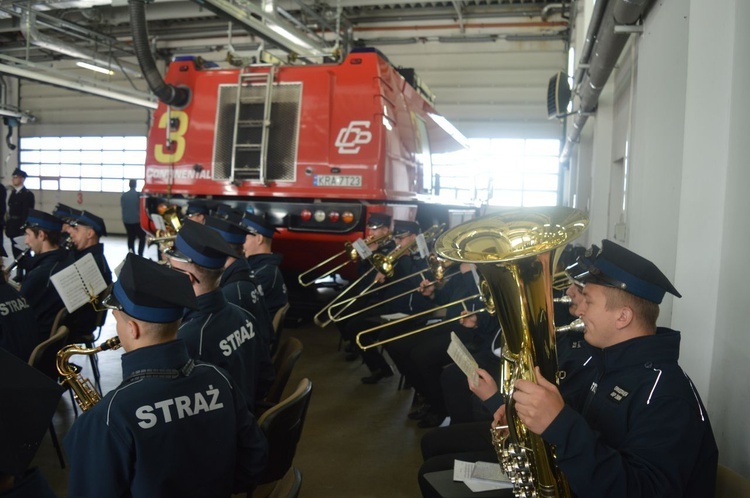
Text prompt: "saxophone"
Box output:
[[435, 207, 588, 498], [57, 337, 122, 411]]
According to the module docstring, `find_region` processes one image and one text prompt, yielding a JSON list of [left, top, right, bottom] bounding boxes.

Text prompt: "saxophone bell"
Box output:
[[57, 337, 121, 411]]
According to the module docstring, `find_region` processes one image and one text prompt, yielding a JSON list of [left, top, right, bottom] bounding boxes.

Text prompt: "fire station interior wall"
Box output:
[[568, 0, 750, 477], [365, 40, 567, 140], [10, 60, 152, 235]]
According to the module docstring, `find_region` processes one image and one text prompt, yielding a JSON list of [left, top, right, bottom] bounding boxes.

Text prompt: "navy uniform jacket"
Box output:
[[381, 252, 431, 314], [5, 186, 34, 237], [0, 283, 38, 362], [246, 252, 288, 318], [61, 243, 112, 340], [20, 248, 67, 342], [179, 290, 274, 413], [220, 258, 275, 349], [431, 270, 495, 351], [64, 340, 268, 498], [543, 328, 718, 498]]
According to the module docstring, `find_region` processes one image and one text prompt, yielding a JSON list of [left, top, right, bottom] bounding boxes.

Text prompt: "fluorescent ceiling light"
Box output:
[[0, 60, 156, 109], [76, 61, 115, 76], [268, 24, 313, 50]]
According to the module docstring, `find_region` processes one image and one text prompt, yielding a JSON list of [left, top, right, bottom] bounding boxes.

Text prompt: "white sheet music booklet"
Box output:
[[50, 253, 108, 313], [447, 331, 479, 387]]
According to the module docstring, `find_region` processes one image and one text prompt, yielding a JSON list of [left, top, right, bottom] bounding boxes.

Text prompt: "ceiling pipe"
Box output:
[[0, 59, 156, 109], [572, 0, 609, 88], [560, 0, 654, 163], [541, 3, 566, 21], [19, 11, 142, 78], [191, 0, 329, 59]]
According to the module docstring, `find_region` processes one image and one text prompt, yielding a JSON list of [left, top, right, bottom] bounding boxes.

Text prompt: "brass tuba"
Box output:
[[57, 337, 122, 411], [435, 207, 588, 498]]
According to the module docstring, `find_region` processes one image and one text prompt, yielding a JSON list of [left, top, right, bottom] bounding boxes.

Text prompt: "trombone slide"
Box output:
[[354, 293, 485, 350]]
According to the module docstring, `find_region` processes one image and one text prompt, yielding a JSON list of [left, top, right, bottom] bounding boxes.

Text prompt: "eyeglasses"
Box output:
[[165, 258, 201, 284], [99, 290, 123, 312]]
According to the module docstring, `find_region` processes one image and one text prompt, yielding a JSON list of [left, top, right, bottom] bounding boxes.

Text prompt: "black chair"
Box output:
[[270, 303, 291, 356], [716, 464, 750, 498], [251, 378, 313, 497], [265, 337, 303, 406], [49, 307, 69, 339], [27, 325, 71, 469]]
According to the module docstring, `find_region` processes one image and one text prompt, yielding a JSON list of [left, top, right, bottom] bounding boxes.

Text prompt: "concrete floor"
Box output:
[[30, 235, 426, 497]]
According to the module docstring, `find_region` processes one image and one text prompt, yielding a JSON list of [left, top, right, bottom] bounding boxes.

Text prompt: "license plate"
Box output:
[[314, 175, 362, 187]]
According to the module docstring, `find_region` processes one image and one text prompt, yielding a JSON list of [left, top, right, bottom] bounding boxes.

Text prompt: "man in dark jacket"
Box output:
[[64, 254, 267, 497], [205, 214, 275, 353], [344, 220, 432, 384], [241, 212, 288, 319], [503, 240, 718, 498], [19, 209, 67, 343], [170, 220, 274, 413], [59, 210, 112, 342], [0, 246, 38, 362], [5, 168, 34, 281]]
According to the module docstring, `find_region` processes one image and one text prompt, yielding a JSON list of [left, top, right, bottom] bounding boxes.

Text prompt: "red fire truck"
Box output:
[[141, 47, 479, 279]]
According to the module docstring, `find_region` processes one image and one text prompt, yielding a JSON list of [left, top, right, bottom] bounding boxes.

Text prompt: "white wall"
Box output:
[[371, 41, 567, 140], [687, 0, 750, 475], [572, 0, 750, 477]]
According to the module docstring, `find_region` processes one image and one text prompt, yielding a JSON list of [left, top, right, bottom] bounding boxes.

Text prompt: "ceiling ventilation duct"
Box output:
[[560, 0, 654, 162], [129, 0, 190, 108]]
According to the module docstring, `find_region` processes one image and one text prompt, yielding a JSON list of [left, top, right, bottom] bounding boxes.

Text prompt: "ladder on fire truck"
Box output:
[[231, 66, 276, 184]]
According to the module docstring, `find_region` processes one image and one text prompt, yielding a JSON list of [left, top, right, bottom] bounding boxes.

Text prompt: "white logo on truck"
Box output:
[[335, 121, 372, 154]]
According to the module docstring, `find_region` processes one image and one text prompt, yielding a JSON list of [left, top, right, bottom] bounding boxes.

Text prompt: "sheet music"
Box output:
[[50, 253, 108, 313], [151, 213, 166, 232], [447, 332, 479, 387], [12, 235, 27, 251], [416, 233, 429, 259], [113, 258, 126, 278], [351, 238, 373, 260], [453, 460, 513, 492]]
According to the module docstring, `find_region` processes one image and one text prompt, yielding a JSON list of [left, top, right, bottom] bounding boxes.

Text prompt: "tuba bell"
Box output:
[[435, 206, 588, 498]]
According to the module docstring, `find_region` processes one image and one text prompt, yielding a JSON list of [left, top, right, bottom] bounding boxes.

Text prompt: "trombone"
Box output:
[[312, 266, 379, 328], [325, 225, 447, 322], [368, 224, 445, 278], [552, 271, 573, 291], [313, 223, 444, 327], [355, 279, 496, 350], [146, 234, 177, 246], [297, 232, 392, 287], [327, 256, 459, 323], [355, 294, 585, 351]]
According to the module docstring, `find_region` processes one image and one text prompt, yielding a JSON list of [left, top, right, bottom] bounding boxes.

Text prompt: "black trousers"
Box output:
[[124, 223, 145, 256], [418, 422, 497, 497], [441, 350, 502, 424], [346, 308, 425, 373]]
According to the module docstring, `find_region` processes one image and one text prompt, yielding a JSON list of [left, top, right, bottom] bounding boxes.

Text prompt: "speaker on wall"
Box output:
[[547, 71, 572, 119]]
